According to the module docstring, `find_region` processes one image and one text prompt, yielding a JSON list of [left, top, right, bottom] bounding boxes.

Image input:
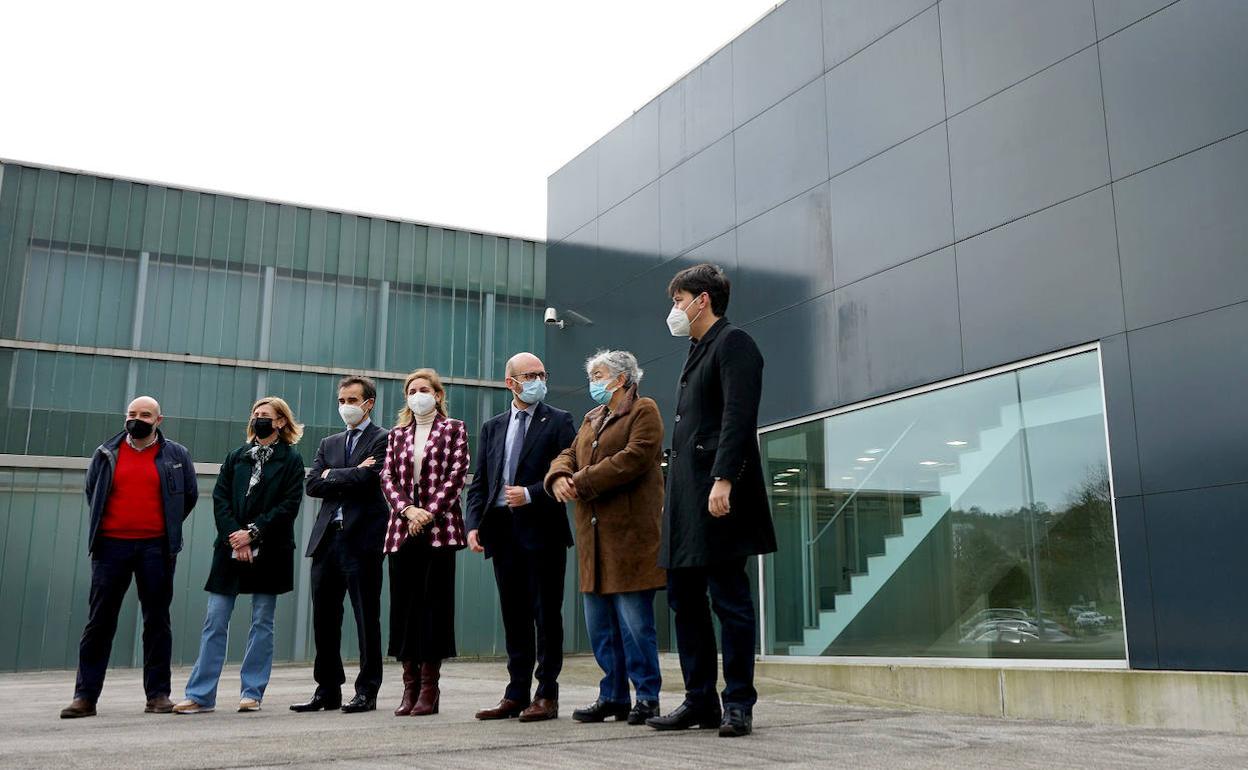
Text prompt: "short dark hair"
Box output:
[[667, 263, 730, 316], [337, 375, 377, 402]]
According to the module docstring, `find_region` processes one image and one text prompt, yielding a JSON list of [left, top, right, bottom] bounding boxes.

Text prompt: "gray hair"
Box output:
[[585, 349, 644, 386]]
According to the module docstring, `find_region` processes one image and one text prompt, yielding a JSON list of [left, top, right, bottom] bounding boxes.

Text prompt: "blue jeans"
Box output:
[[184, 592, 277, 707], [583, 589, 661, 704]]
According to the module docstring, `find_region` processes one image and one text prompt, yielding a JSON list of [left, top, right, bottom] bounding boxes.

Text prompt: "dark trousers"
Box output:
[[310, 525, 384, 698], [74, 536, 175, 703], [667, 557, 758, 710], [387, 535, 458, 662], [490, 517, 567, 702]]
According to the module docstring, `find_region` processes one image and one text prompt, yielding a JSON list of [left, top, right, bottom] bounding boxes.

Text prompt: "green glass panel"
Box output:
[[293, 208, 311, 271]]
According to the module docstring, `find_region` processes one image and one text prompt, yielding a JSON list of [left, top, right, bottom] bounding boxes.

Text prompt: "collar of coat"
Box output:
[[587, 382, 639, 429]]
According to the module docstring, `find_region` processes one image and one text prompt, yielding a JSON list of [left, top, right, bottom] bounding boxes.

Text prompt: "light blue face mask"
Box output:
[[516, 378, 547, 405], [589, 379, 615, 406]]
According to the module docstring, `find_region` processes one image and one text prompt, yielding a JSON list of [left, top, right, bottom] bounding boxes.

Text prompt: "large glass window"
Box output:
[[761, 349, 1125, 659]]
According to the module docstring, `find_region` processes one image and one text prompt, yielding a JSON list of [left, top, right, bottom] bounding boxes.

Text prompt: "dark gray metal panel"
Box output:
[[1111, 495, 1159, 669], [939, 0, 1096, 115], [956, 187, 1124, 372], [734, 78, 830, 225], [1114, 132, 1248, 330], [735, 182, 833, 326], [1099, 0, 1248, 179], [1142, 483, 1248, 671], [825, 7, 945, 177], [1093, 0, 1176, 37], [732, 0, 824, 127], [597, 180, 662, 286], [834, 247, 962, 404], [659, 134, 736, 258], [685, 228, 738, 272], [545, 219, 597, 310], [547, 144, 597, 243], [745, 291, 838, 426], [658, 45, 734, 175], [1128, 301, 1248, 494], [830, 125, 953, 288], [821, 0, 933, 70], [947, 47, 1109, 240], [635, 348, 686, 441], [1099, 333, 1143, 499], [596, 100, 660, 214]]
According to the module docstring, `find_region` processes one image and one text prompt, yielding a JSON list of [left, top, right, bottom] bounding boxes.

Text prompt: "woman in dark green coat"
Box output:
[[174, 397, 305, 714]]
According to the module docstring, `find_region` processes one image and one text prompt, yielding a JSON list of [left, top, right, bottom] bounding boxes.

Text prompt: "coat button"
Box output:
[[591, 440, 598, 448], [591, 517, 598, 525], [674, 415, 681, 423], [681, 380, 687, 388]]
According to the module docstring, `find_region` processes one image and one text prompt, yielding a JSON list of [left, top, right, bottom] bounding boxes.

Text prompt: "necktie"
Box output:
[[346, 429, 360, 460], [504, 411, 529, 488]]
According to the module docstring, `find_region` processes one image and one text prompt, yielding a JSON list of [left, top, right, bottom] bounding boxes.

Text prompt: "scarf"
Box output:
[[245, 442, 275, 497]]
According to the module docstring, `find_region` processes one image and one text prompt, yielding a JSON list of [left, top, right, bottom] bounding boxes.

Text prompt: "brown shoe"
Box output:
[[393, 661, 417, 716], [145, 695, 174, 714], [475, 697, 528, 720], [411, 660, 441, 716], [60, 698, 97, 719], [519, 697, 558, 722]]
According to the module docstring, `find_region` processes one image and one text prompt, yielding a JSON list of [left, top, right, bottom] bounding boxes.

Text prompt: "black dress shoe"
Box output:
[[341, 694, 377, 713], [289, 692, 342, 712], [572, 699, 631, 723], [627, 700, 659, 725], [718, 705, 752, 737], [645, 700, 721, 731]]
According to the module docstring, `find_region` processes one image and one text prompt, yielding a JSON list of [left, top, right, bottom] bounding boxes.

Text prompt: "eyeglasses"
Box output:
[[513, 370, 548, 383]]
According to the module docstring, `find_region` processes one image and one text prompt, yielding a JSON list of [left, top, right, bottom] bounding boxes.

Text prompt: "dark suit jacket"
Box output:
[[304, 421, 389, 558], [465, 400, 576, 556], [662, 317, 777, 569]]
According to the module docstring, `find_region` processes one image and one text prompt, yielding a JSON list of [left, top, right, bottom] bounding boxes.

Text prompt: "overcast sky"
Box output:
[[0, 1, 778, 240]]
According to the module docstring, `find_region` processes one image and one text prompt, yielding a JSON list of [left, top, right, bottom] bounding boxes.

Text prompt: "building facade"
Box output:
[[0, 159, 558, 671], [545, 0, 1248, 671]]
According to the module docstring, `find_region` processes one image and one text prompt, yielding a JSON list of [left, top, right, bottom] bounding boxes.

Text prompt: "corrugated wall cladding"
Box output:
[[0, 162, 546, 463]]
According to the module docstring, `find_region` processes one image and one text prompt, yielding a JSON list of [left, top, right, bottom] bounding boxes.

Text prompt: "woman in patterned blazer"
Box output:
[[381, 368, 470, 717]]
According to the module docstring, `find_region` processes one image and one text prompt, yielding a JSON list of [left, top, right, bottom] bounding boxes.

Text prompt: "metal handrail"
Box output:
[[805, 418, 919, 547]]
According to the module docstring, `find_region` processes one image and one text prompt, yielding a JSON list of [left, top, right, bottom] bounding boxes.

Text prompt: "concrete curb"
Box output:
[[757, 658, 1248, 734]]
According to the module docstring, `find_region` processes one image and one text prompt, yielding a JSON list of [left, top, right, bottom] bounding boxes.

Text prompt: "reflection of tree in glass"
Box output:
[[948, 462, 1119, 642]]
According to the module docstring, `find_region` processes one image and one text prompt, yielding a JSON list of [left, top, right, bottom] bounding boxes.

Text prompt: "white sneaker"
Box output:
[[172, 699, 213, 714], [238, 698, 262, 712]]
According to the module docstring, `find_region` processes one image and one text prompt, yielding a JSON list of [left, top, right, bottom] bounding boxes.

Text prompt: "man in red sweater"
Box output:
[[60, 396, 198, 719]]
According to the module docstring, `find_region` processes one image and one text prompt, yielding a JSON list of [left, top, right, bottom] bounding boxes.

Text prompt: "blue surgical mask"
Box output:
[[517, 378, 547, 405], [589, 380, 613, 406]]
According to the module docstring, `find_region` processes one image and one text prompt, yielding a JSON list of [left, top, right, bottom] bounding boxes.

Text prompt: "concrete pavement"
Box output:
[[3, 656, 1246, 768]]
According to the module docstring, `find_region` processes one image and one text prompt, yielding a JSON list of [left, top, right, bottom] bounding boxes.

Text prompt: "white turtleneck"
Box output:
[[411, 410, 437, 485]]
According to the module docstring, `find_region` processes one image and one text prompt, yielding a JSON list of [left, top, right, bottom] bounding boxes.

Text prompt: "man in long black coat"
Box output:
[[647, 263, 777, 738]]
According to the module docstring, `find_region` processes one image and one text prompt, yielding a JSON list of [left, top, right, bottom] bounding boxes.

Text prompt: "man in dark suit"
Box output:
[[292, 376, 389, 714], [465, 351, 576, 722], [646, 264, 777, 738]]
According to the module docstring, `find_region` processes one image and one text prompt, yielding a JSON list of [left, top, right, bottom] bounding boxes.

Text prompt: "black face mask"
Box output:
[[251, 417, 276, 440], [125, 418, 155, 440]]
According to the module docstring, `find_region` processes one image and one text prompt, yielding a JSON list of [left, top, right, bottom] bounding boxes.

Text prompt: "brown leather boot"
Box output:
[[393, 661, 417, 716], [410, 660, 441, 716]]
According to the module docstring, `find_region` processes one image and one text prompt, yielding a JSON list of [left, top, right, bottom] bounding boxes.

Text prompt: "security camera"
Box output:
[[543, 307, 565, 329]]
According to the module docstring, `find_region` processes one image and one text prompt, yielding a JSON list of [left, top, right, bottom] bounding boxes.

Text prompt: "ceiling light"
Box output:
[[773, 482, 788, 486], [946, 440, 968, 447], [852, 466, 865, 471], [919, 460, 940, 466], [785, 467, 800, 473], [841, 476, 854, 481], [856, 457, 875, 463], [866, 448, 883, 454]]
